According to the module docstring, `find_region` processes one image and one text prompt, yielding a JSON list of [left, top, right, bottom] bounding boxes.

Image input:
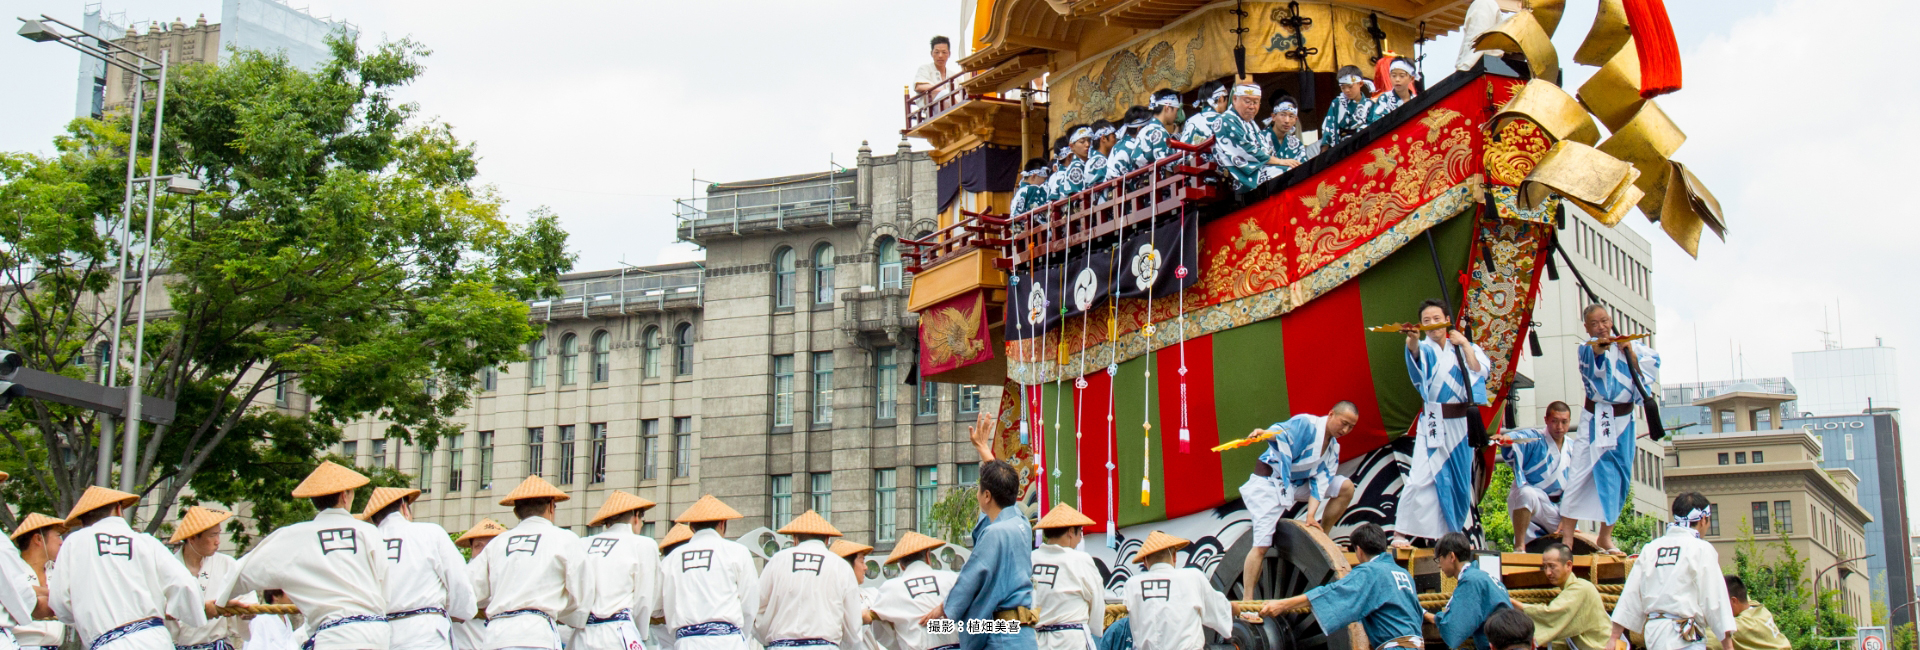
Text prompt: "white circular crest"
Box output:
[[1026, 285, 1047, 326], [1072, 268, 1099, 311], [1131, 244, 1162, 292]]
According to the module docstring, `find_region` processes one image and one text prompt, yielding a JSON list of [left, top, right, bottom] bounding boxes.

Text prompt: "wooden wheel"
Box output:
[[1522, 530, 1600, 555], [1224, 520, 1369, 650]]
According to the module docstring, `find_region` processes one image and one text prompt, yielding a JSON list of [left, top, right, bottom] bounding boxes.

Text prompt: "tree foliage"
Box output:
[[0, 32, 570, 539], [1477, 461, 1515, 551], [1731, 524, 1857, 649], [928, 485, 980, 547]]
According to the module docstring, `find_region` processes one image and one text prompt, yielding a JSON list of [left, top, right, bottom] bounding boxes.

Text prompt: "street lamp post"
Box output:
[[1813, 553, 1874, 649]]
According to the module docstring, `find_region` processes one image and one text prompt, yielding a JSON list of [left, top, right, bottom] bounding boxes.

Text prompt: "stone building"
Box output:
[[339, 140, 1001, 545]]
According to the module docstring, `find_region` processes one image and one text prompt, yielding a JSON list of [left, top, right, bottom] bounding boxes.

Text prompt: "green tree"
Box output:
[[1892, 622, 1914, 650], [1477, 462, 1515, 551], [0, 32, 570, 538], [1731, 524, 1856, 649], [928, 485, 979, 547]]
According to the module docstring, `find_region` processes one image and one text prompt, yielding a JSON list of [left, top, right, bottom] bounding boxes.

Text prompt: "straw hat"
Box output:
[[9, 513, 65, 543], [659, 523, 693, 550], [358, 487, 421, 522], [454, 518, 507, 549], [588, 490, 657, 527], [673, 495, 743, 523], [497, 475, 570, 506], [830, 539, 873, 559], [0, 470, 10, 482], [1035, 503, 1097, 530], [884, 531, 947, 565], [291, 461, 369, 498], [1130, 531, 1190, 565], [776, 510, 842, 538], [64, 486, 140, 526], [167, 506, 233, 544]]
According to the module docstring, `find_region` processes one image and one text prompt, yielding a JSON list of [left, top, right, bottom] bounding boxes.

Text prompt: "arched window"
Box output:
[[675, 323, 695, 376], [94, 341, 112, 383], [643, 326, 662, 378], [559, 333, 579, 385], [813, 244, 836, 304], [876, 237, 902, 290], [774, 246, 797, 308], [528, 337, 547, 388], [591, 330, 611, 383]]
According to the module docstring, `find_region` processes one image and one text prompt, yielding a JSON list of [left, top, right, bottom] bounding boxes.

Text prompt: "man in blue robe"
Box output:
[[1010, 160, 1051, 221], [1392, 299, 1489, 548], [1426, 533, 1511, 650], [1560, 304, 1659, 554], [1231, 402, 1359, 598], [1319, 66, 1375, 149], [1497, 401, 1571, 550], [925, 421, 1038, 650], [1249, 523, 1423, 649]]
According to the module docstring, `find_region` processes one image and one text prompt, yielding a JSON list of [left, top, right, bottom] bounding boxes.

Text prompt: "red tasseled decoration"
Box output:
[[1624, 0, 1683, 98], [1373, 56, 1396, 98]]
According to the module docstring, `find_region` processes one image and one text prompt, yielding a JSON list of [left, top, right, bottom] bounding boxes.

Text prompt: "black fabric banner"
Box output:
[[1004, 248, 1115, 341], [1115, 216, 1201, 300], [936, 143, 1022, 213]]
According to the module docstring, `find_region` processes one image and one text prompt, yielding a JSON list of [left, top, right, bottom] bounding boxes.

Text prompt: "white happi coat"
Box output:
[[50, 517, 207, 650], [169, 551, 252, 649], [0, 547, 38, 650], [470, 516, 585, 650], [215, 508, 390, 650], [452, 557, 487, 650], [247, 613, 303, 650], [1121, 562, 1231, 650], [1610, 525, 1735, 650], [753, 540, 863, 649], [869, 561, 958, 650], [375, 513, 476, 650], [576, 523, 661, 650], [856, 585, 891, 650], [658, 529, 758, 650], [1393, 337, 1490, 540], [1029, 544, 1105, 650], [12, 560, 62, 650]]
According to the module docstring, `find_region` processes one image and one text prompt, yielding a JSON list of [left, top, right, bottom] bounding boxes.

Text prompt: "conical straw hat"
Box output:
[[358, 487, 421, 522], [64, 486, 140, 525], [776, 510, 842, 537], [673, 495, 743, 523], [1035, 503, 1097, 530], [1130, 530, 1190, 565], [455, 518, 507, 549], [497, 475, 570, 506], [589, 490, 657, 527], [830, 539, 873, 559], [659, 523, 694, 550], [167, 506, 233, 543], [10, 513, 65, 542], [291, 461, 369, 498], [0, 470, 10, 482], [884, 531, 947, 565]]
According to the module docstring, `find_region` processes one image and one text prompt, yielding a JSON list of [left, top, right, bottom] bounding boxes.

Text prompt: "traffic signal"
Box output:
[[0, 350, 22, 410]]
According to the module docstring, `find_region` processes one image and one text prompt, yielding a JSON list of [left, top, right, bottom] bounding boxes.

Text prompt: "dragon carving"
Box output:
[[1062, 30, 1206, 127]]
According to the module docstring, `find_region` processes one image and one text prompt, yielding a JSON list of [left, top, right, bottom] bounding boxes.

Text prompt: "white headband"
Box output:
[[1150, 95, 1181, 110], [1337, 73, 1364, 86], [1232, 84, 1261, 98], [1068, 127, 1092, 143], [1270, 101, 1297, 115], [1674, 505, 1713, 525], [1022, 168, 1048, 178], [1055, 146, 1070, 159], [1210, 86, 1229, 100], [1093, 126, 1115, 139], [1389, 59, 1419, 80]]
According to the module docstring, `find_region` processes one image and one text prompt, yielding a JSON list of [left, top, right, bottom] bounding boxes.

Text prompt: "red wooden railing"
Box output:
[[903, 72, 1048, 133], [900, 211, 1011, 274]]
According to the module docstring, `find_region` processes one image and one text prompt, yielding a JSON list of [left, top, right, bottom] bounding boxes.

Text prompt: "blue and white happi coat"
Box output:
[[1083, 150, 1110, 189], [1268, 129, 1307, 167], [1182, 109, 1222, 145], [1135, 121, 1174, 166], [1368, 90, 1410, 122], [1498, 428, 1567, 498], [1318, 96, 1374, 149], [1434, 564, 1511, 650], [1563, 340, 1660, 525], [1257, 414, 1342, 506], [1393, 338, 1490, 540], [1211, 111, 1288, 192], [1011, 184, 1050, 221], [1305, 553, 1424, 646]]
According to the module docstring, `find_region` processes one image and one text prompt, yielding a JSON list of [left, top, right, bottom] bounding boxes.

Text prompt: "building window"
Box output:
[[774, 246, 797, 308], [1734, 451, 1746, 464], [914, 466, 938, 532], [1844, 433, 1854, 460], [371, 438, 388, 470], [875, 347, 898, 420], [958, 384, 981, 413], [773, 355, 796, 427], [917, 381, 938, 417], [1751, 502, 1770, 535], [477, 431, 493, 489], [527, 427, 546, 477], [95, 341, 112, 383], [641, 420, 659, 480], [481, 366, 497, 392], [675, 323, 695, 376], [590, 423, 608, 484], [641, 522, 656, 537], [343, 440, 358, 464], [1751, 450, 1764, 463], [674, 417, 692, 478], [811, 472, 833, 515], [643, 326, 662, 378], [958, 462, 979, 488], [416, 448, 432, 493], [529, 337, 548, 387], [877, 237, 903, 290], [591, 331, 611, 383], [448, 433, 464, 492], [558, 425, 576, 484], [1708, 502, 1720, 537], [813, 244, 836, 304], [771, 475, 794, 526], [1717, 452, 1729, 465], [560, 333, 579, 385], [1774, 500, 1792, 534], [875, 468, 898, 542], [813, 352, 834, 424], [274, 374, 289, 406]]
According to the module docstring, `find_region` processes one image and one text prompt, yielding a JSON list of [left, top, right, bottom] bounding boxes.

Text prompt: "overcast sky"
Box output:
[[5, 0, 1916, 526]]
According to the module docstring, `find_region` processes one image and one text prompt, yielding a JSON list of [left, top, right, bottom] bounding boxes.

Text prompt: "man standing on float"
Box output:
[[1559, 304, 1659, 554], [1392, 299, 1488, 548]]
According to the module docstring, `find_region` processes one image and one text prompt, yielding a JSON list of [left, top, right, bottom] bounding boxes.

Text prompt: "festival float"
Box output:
[[899, 0, 1725, 647]]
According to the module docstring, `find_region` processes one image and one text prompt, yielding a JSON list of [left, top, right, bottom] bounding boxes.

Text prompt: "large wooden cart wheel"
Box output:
[[1225, 520, 1369, 650], [1522, 530, 1601, 554]]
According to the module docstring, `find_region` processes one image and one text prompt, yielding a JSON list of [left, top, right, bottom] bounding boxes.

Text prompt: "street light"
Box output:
[[1813, 553, 1874, 649], [18, 14, 173, 491]]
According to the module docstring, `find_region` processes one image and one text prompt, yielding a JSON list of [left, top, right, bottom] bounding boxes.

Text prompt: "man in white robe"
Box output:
[[50, 486, 208, 650], [1392, 299, 1490, 547], [1030, 504, 1104, 650], [831, 540, 888, 650], [1560, 303, 1660, 553], [1608, 492, 1735, 650], [651, 524, 694, 650], [470, 476, 586, 650], [868, 533, 957, 650], [577, 491, 660, 650], [11, 513, 65, 650], [213, 462, 390, 650], [169, 507, 251, 650], [753, 511, 863, 650], [452, 520, 507, 650], [361, 488, 475, 650], [658, 497, 756, 650], [1121, 532, 1231, 650]]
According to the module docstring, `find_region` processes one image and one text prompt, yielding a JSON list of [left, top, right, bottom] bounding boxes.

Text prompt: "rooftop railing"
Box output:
[[903, 70, 1048, 133], [675, 172, 856, 237], [529, 267, 704, 320]]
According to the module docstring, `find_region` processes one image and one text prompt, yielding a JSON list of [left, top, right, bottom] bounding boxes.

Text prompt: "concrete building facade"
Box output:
[[1792, 344, 1901, 416], [1785, 412, 1912, 628], [78, 0, 348, 119]]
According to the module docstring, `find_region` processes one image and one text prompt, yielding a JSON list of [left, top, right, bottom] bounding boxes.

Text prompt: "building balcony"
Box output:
[[675, 171, 858, 244], [839, 287, 916, 340], [529, 264, 703, 322], [903, 72, 1047, 158]]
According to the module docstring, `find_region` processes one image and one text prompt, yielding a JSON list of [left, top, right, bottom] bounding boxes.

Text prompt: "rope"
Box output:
[[1101, 588, 1622, 627]]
